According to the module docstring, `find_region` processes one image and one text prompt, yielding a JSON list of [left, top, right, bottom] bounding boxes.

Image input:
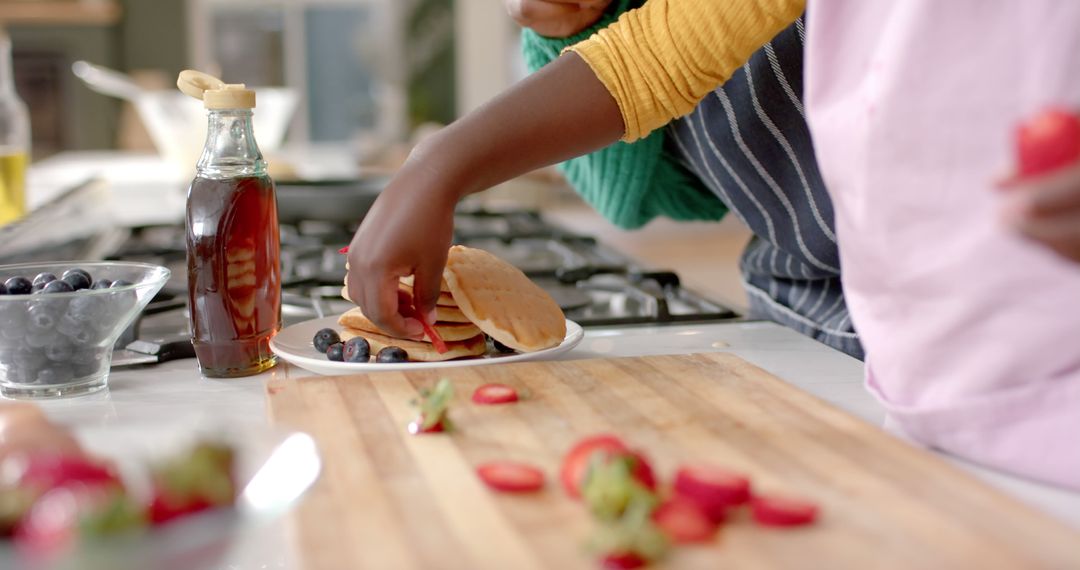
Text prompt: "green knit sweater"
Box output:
[[520, 0, 728, 229]]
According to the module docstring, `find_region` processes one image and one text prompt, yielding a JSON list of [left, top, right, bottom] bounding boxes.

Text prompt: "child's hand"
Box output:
[[346, 53, 623, 337], [999, 161, 1080, 263], [345, 146, 459, 339], [505, 0, 611, 38]]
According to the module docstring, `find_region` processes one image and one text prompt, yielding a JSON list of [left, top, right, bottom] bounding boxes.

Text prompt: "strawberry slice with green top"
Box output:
[[408, 378, 453, 434], [588, 492, 668, 569], [579, 446, 660, 525], [149, 441, 236, 525], [561, 435, 656, 503]]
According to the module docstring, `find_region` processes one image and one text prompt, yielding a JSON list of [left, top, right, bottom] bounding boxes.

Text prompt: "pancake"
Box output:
[[399, 283, 457, 307], [338, 307, 482, 342], [339, 287, 470, 322], [443, 245, 565, 352], [341, 276, 457, 308], [339, 328, 486, 362]]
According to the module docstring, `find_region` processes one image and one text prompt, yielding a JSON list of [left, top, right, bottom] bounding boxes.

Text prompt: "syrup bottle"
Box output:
[[178, 70, 281, 377]]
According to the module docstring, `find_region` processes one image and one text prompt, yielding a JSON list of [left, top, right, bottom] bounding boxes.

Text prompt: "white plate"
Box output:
[[270, 315, 583, 375]]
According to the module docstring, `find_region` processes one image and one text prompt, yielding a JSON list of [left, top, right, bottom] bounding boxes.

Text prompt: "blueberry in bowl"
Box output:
[[0, 261, 170, 399]]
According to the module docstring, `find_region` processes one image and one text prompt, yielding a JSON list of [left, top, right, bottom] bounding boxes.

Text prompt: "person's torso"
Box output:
[[665, 17, 862, 358]]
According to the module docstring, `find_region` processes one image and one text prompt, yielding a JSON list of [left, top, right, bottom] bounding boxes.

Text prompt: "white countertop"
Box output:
[[19, 151, 1080, 567]]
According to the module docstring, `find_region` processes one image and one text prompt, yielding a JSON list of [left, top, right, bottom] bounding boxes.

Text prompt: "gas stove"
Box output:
[[114, 208, 737, 327], [248, 209, 739, 328]]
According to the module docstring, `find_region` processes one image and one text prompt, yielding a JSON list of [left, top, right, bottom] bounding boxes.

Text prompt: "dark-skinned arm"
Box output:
[[346, 53, 623, 338]]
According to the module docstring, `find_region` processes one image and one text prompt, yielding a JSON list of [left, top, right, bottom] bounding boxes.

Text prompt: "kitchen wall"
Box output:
[[4, 0, 187, 156]]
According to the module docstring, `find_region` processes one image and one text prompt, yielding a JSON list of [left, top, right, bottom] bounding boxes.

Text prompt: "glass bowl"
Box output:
[[0, 420, 321, 570], [0, 261, 170, 399]]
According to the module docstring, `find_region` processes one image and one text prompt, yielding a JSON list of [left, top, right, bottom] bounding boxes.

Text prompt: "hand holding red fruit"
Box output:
[[1000, 107, 1080, 263]]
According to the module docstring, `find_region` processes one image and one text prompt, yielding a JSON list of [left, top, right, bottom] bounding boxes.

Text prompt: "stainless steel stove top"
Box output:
[[4, 198, 739, 365]]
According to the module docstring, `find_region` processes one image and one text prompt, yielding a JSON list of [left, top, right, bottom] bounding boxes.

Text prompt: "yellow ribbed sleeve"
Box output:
[[569, 0, 804, 142]]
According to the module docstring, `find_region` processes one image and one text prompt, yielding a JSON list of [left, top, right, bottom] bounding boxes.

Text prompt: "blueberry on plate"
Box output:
[[4, 276, 32, 295], [343, 337, 370, 363], [32, 273, 57, 287], [376, 346, 408, 363], [41, 280, 74, 294], [90, 279, 112, 290], [312, 328, 341, 354], [492, 338, 517, 354], [325, 342, 345, 362]]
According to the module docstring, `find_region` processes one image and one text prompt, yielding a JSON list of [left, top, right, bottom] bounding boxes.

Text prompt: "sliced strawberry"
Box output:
[[18, 453, 121, 493], [338, 246, 349, 254], [673, 464, 750, 521], [15, 485, 145, 553], [625, 451, 657, 493], [600, 552, 647, 569], [560, 435, 628, 499], [1016, 108, 1080, 177], [561, 435, 657, 505], [407, 418, 446, 435], [149, 495, 214, 525], [472, 383, 519, 405], [401, 301, 448, 354], [751, 494, 819, 527], [409, 379, 453, 435], [476, 461, 545, 493], [149, 441, 236, 526], [652, 498, 718, 544]]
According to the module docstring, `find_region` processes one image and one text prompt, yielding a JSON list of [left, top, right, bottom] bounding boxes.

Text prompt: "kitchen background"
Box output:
[[0, 0, 751, 313]]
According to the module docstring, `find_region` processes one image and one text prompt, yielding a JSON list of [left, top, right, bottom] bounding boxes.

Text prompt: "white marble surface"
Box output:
[[24, 320, 1080, 568]]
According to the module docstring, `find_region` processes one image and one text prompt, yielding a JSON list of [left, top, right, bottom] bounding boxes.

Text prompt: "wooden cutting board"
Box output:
[[266, 353, 1080, 570]]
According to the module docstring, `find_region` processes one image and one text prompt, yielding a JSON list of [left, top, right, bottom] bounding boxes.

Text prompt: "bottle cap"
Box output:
[[177, 70, 256, 109]]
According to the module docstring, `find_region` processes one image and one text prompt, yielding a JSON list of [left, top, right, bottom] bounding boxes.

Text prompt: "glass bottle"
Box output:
[[179, 71, 281, 377], [0, 28, 29, 226]]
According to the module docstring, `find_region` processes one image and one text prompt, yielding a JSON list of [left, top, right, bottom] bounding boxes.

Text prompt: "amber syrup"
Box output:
[[186, 174, 281, 377]]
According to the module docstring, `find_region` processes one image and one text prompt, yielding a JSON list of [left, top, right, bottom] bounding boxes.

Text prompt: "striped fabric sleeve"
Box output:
[[568, 0, 805, 142]]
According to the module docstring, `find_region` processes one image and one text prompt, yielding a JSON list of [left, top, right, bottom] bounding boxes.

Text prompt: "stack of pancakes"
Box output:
[[338, 246, 566, 362]]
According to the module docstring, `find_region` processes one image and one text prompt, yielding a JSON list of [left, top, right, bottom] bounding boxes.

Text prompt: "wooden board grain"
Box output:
[[266, 353, 1080, 570]]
